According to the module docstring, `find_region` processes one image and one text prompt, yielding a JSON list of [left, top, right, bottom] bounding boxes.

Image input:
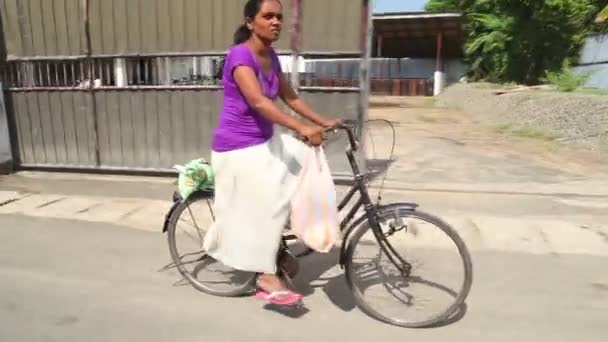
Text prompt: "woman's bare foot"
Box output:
[[255, 273, 303, 305], [257, 273, 288, 293]]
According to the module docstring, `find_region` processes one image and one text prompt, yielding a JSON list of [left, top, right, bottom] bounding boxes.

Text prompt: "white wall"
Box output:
[[573, 64, 608, 90], [575, 33, 608, 90], [578, 33, 608, 65]]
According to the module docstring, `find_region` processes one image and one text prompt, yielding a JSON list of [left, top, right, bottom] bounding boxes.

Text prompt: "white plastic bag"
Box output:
[[290, 146, 340, 253]]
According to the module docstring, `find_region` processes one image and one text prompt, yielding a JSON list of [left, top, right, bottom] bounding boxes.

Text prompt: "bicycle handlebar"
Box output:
[[325, 120, 358, 151], [298, 119, 359, 151]]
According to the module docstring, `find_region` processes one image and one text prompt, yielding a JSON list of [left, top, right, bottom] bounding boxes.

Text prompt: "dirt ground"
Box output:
[[365, 96, 608, 193]]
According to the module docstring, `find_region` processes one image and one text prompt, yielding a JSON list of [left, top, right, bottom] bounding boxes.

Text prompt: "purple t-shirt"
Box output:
[[212, 44, 283, 152]]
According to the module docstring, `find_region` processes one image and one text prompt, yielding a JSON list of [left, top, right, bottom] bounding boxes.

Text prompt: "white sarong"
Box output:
[[203, 133, 308, 274]]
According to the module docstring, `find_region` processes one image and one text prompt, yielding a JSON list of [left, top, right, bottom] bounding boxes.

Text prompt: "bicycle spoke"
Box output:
[[178, 225, 204, 245], [176, 250, 208, 266], [374, 257, 416, 306], [206, 199, 215, 221], [381, 283, 414, 306], [345, 206, 473, 328], [371, 226, 412, 276], [178, 216, 198, 230], [185, 205, 204, 239], [167, 193, 255, 297], [158, 251, 206, 272], [172, 278, 191, 287], [177, 208, 207, 246]]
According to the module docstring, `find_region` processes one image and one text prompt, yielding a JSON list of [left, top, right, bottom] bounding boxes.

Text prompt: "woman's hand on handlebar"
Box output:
[[297, 124, 325, 146], [296, 117, 348, 146], [319, 117, 343, 130]]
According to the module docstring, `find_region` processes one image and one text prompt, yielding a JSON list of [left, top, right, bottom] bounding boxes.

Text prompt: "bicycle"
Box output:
[[162, 121, 473, 328]]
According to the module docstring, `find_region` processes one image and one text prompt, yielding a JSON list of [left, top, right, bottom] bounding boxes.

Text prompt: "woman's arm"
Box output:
[[234, 65, 303, 131], [233, 65, 325, 145], [278, 74, 340, 128]]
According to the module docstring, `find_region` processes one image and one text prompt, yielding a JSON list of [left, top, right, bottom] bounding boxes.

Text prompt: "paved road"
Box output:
[[1, 214, 607, 342]]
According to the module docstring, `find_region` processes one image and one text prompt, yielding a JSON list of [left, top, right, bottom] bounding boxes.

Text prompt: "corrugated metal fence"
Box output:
[[0, 0, 370, 176], [1, 0, 361, 57], [8, 88, 359, 172]]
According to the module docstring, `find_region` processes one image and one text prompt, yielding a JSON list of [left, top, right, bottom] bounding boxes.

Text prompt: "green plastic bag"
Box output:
[[173, 158, 215, 200]]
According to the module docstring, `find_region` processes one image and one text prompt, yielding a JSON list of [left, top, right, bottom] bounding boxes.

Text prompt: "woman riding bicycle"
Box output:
[[203, 0, 340, 306]]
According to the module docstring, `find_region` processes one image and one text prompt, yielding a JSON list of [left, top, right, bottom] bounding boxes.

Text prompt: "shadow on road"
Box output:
[[292, 246, 357, 311], [263, 303, 311, 318], [158, 241, 469, 326], [290, 244, 469, 327]]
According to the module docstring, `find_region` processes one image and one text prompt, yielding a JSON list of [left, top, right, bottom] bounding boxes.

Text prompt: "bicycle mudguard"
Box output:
[[162, 189, 215, 233], [163, 201, 181, 233], [338, 202, 418, 267]]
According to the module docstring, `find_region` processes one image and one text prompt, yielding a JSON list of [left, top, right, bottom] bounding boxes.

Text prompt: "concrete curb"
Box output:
[[7, 171, 608, 198], [1, 190, 607, 257], [374, 180, 608, 198]]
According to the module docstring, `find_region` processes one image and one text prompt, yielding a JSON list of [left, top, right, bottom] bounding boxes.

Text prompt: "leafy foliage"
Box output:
[[543, 61, 590, 92], [426, 0, 608, 85]]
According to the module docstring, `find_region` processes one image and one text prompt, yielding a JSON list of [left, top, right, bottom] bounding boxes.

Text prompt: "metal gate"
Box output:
[[0, 0, 372, 176]]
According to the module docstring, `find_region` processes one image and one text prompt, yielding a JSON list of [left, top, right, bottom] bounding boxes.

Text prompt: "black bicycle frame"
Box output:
[[336, 124, 381, 231], [335, 125, 412, 273], [283, 125, 371, 234], [282, 124, 412, 273]]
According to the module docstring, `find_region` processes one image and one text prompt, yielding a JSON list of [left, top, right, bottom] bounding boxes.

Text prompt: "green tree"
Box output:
[[426, 0, 608, 84], [425, 0, 474, 12]]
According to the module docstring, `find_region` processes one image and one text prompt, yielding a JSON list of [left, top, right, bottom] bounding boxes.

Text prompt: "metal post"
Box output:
[[83, 0, 101, 166], [290, 0, 302, 94], [434, 32, 446, 96], [0, 82, 13, 174], [436, 32, 444, 71], [164, 57, 171, 85], [24, 62, 35, 87], [355, 0, 373, 175], [192, 56, 199, 81], [358, 0, 373, 137], [115, 58, 127, 87]]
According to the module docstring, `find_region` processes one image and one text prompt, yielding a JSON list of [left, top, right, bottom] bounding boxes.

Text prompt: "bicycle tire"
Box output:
[[344, 204, 473, 328], [166, 191, 257, 297]]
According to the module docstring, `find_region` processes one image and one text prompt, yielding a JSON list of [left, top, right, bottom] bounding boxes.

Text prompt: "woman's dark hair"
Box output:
[[219, 0, 277, 80], [233, 0, 279, 45], [233, 24, 252, 46]]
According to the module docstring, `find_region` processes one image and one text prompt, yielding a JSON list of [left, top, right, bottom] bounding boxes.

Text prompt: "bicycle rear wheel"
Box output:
[[344, 204, 473, 328], [166, 191, 256, 297]]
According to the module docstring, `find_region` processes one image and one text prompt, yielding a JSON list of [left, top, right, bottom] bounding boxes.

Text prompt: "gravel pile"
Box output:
[[435, 83, 608, 153]]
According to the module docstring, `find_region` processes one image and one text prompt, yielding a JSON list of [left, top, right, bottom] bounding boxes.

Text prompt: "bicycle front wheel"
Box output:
[[344, 204, 473, 328]]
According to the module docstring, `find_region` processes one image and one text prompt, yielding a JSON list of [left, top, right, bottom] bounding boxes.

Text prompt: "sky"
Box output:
[[373, 0, 427, 13]]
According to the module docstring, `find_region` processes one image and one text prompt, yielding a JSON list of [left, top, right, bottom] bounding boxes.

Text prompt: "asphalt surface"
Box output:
[[1, 214, 607, 342]]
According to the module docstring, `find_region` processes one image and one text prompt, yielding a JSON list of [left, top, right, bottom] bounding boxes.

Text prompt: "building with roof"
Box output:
[[301, 11, 467, 96], [373, 11, 466, 95]]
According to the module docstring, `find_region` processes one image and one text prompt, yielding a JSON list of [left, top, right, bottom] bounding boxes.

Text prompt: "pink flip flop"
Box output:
[[254, 289, 303, 306]]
